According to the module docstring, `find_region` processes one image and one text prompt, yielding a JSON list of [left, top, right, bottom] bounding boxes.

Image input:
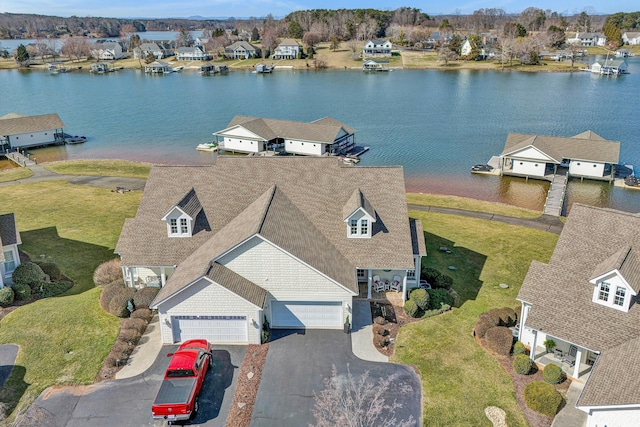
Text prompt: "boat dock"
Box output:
[[5, 151, 36, 167], [345, 146, 370, 158], [543, 173, 568, 217]]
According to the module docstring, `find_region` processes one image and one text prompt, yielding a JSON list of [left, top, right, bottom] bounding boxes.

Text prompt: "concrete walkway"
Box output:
[[351, 300, 388, 362], [115, 315, 163, 379], [552, 380, 587, 427], [0, 344, 19, 387]]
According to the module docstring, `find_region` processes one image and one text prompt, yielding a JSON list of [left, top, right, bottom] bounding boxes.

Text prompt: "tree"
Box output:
[[329, 35, 341, 51], [261, 27, 279, 53], [303, 32, 322, 50], [565, 40, 584, 68], [577, 11, 591, 32], [519, 7, 546, 32], [312, 365, 414, 427], [464, 35, 482, 60], [437, 46, 458, 65], [346, 39, 361, 53], [144, 51, 156, 64], [175, 28, 193, 48], [448, 34, 463, 54], [288, 21, 303, 39], [546, 25, 565, 49], [14, 44, 30, 66], [503, 22, 527, 38], [251, 27, 260, 42], [119, 24, 137, 51], [61, 36, 89, 62], [603, 22, 622, 50]]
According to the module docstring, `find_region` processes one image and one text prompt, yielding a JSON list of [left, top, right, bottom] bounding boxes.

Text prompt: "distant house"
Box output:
[[272, 38, 300, 59], [499, 131, 620, 180], [0, 213, 21, 288], [224, 41, 258, 59], [517, 204, 640, 427], [0, 112, 65, 150], [134, 42, 170, 60], [90, 62, 111, 73], [176, 46, 211, 61], [426, 31, 451, 46], [362, 39, 392, 57], [622, 31, 640, 45], [568, 32, 607, 47], [144, 61, 171, 73], [362, 59, 389, 71], [590, 58, 628, 75], [90, 41, 123, 60]]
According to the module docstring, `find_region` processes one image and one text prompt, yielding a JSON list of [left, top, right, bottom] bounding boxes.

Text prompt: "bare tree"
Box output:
[[346, 39, 361, 53], [312, 365, 415, 427], [119, 24, 137, 51], [565, 40, 584, 68], [303, 32, 322, 50], [175, 28, 194, 48], [437, 47, 458, 65], [313, 56, 328, 69], [61, 36, 90, 61]]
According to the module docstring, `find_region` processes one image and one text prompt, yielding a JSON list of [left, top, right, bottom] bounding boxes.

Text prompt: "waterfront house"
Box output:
[[0, 213, 21, 288], [89, 41, 123, 60], [224, 41, 258, 59], [363, 60, 389, 71], [426, 32, 451, 47], [499, 131, 620, 181], [134, 42, 170, 60], [144, 61, 171, 74], [567, 32, 608, 47], [213, 116, 356, 156], [362, 39, 392, 57], [176, 46, 211, 61], [517, 204, 640, 427], [91, 62, 111, 73], [590, 58, 628, 75], [272, 38, 300, 59], [460, 39, 495, 59], [0, 112, 65, 150], [115, 157, 425, 344], [622, 31, 640, 45]]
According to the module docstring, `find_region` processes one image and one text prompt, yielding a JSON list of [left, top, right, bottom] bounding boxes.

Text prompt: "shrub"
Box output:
[[12, 282, 31, 300], [105, 278, 125, 288], [122, 317, 147, 334], [524, 381, 563, 417], [403, 299, 419, 317], [513, 354, 535, 375], [373, 316, 386, 325], [133, 287, 159, 309], [488, 308, 508, 325], [131, 308, 152, 321], [117, 328, 140, 344], [473, 319, 494, 338], [12, 262, 45, 290], [93, 259, 122, 286], [110, 340, 133, 358], [409, 288, 429, 310], [422, 304, 451, 318], [448, 288, 460, 307], [484, 326, 514, 355], [0, 287, 15, 307], [543, 363, 566, 384], [434, 274, 453, 290], [100, 283, 125, 311], [479, 311, 501, 327], [372, 323, 387, 336], [108, 288, 136, 318], [40, 281, 73, 298], [427, 288, 454, 310], [513, 341, 527, 356], [494, 307, 518, 327], [35, 262, 63, 280], [422, 267, 442, 285], [374, 334, 389, 348]]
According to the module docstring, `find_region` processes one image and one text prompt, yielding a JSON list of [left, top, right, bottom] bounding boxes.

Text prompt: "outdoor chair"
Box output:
[[389, 275, 401, 292], [373, 275, 385, 293]]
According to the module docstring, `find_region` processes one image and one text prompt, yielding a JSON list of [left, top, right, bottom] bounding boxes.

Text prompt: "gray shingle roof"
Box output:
[[0, 214, 21, 256], [226, 41, 256, 52], [175, 188, 202, 219], [206, 262, 266, 308], [342, 189, 375, 220], [0, 113, 64, 136], [589, 246, 640, 293], [410, 218, 426, 256]]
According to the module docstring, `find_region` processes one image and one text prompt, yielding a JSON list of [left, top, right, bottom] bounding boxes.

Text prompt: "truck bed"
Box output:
[[153, 378, 197, 406]]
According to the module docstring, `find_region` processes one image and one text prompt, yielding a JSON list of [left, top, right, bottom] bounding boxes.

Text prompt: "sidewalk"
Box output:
[[551, 380, 587, 427], [115, 315, 163, 379], [351, 300, 388, 363]]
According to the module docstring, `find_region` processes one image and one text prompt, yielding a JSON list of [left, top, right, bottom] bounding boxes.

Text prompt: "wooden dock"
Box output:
[[5, 151, 36, 167], [543, 173, 568, 217]]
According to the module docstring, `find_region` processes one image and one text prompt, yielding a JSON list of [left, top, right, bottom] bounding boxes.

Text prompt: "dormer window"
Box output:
[[170, 218, 178, 234], [350, 219, 358, 234], [343, 189, 376, 239], [162, 188, 203, 238], [361, 219, 368, 235], [614, 287, 625, 306], [589, 246, 638, 313], [598, 282, 610, 301], [180, 218, 188, 234]]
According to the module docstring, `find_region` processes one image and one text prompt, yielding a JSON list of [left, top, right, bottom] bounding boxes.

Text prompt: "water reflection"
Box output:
[[497, 177, 549, 211]]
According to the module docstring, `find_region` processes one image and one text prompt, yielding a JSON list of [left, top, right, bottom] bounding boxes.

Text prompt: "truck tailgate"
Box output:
[[153, 378, 197, 405]]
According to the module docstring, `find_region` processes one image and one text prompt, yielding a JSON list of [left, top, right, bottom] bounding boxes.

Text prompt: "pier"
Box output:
[[5, 151, 36, 167], [543, 173, 568, 217]]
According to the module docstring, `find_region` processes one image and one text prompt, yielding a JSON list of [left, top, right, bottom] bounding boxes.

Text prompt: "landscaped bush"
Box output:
[[100, 283, 125, 311], [372, 323, 387, 336], [422, 267, 442, 285], [108, 288, 136, 318], [484, 326, 514, 355], [434, 274, 453, 290], [409, 288, 429, 310], [111, 340, 134, 358], [93, 259, 122, 287], [374, 334, 389, 348], [403, 299, 419, 317], [122, 317, 147, 334], [12, 262, 46, 290], [494, 307, 518, 327], [131, 308, 152, 321], [422, 304, 451, 318], [479, 311, 501, 327], [35, 261, 63, 280], [11, 282, 31, 300], [543, 363, 566, 384], [513, 354, 535, 375], [448, 288, 460, 307], [105, 278, 125, 288], [473, 320, 494, 338], [0, 287, 15, 307], [117, 328, 139, 344], [513, 341, 527, 356], [133, 287, 159, 309], [40, 281, 73, 298], [427, 288, 454, 310], [524, 381, 563, 417]]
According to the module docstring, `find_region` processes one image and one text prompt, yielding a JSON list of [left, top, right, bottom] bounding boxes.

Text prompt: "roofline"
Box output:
[[522, 324, 600, 354], [501, 145, 560, 163], [576, 403, 640, 411], [589, 269, 637, 296], [161, 205, 191, 221], [343, 207, 376, 222], [151, 275, 207, 308], [213, 124, 268, 140]]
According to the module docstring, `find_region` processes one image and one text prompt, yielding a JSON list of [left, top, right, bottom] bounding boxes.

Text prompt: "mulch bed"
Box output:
[[370, 301, 421, 356], [225, 343, 269, 427]]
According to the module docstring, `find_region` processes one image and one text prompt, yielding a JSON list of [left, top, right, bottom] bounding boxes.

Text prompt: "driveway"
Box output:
[[251, 330, 421, 427], [0, 344, 19, 387], [30, 345, 246, 426]]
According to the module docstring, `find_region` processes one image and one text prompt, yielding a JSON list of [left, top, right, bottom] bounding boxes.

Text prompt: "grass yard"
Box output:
[[0, 181, 141, 421], [393, 211, 558, 426], [407, 193, 541, 219], [0, 167, 33, 182], [42, 159, 152, 179]]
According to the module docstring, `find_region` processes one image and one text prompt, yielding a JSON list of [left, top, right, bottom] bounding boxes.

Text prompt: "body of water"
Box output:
[[1, 57, 639, 213]]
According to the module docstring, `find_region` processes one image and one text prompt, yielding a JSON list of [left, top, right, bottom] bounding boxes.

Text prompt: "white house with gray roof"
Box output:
[[0, 112, 65, 150], [90, 41, 123, 60], [224, 41, 258, 59], [115, 157, 425, 345], [517, 204, 640, 426], [0, 213, 21, 287], [362, 39, 392, 57]]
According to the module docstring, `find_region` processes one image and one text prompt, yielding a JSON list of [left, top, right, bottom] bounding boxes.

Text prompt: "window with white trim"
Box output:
[[180, 218, 188, 233], [614, 287, 625, 306], [350, 219, 358, 235], [3, 250, 16, 273], [170, 218, 178, 234], [598, 282, 610, 301], [407, 269, 415, 279], [360, 219, 368, 235]]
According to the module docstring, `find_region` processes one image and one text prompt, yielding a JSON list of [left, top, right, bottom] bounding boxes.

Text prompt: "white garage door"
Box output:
[[171, 315, 248, 343], [271, 301, 343, 328]]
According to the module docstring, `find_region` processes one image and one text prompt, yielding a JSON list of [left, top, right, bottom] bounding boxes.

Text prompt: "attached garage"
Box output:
[[171, 315, 248, 343], [271, 301, 343, 329]]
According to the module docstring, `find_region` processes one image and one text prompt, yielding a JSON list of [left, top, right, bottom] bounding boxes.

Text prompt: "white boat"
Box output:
[[196, 142, 218, 152]]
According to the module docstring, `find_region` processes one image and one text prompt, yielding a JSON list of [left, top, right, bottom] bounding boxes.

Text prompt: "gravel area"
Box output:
[[225, 343, 269, 427]]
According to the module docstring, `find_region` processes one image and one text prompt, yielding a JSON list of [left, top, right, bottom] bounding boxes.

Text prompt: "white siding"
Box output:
[[585, 406, 640, 427], [223, 137, 263, 153], [156, 277, 261, 344], [512, 160, 546, 177], [10, 130, 57, 148], [224, 127, 263, 139], [511, 147, 554, 161], [1, 244, 20, 287], [569, 161, 605, 178], [284, 139, 326, 156]]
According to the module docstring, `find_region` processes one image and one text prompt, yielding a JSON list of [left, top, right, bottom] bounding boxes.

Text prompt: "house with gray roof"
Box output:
[[0, 213, 21, 287], [589, 58, 628, 75], [362, 39, 392, 57], [622, 31, 640, 46], [224, 41, 258, 59], [272, 38, 300, 59], [134, 42, 171, 60], [499, 131, 620, 181], [175, 46, 211, 61], [517, 204, 640, 426], [115, 157, 426, 344], [89, 41, 123, 60], [213, 115, 356, 156], [0, 112, 65, 151]]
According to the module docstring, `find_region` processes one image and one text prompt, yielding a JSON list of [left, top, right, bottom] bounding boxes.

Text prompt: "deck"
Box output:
[[543, 173, 568, 217], [5, 151, 36, 167], [355, 282, 404, 305], [534, 349, 592, 383]]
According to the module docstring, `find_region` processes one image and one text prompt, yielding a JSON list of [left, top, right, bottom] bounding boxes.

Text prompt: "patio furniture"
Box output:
[[553, 348, 563, 359], [389, 275, 401, 292], [373, 275, 385, 293]]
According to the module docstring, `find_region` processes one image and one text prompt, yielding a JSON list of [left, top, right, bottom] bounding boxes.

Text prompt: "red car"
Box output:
[[151, 339, 212, 423]]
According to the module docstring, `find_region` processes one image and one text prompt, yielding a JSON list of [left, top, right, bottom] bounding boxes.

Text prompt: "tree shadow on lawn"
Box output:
[[19, 227, 116, 295], [422, 231, 486, 305], [0, 365, 29, 421]]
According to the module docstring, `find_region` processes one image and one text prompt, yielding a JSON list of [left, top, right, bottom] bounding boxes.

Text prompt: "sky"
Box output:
[[1, 1, 637, 19]]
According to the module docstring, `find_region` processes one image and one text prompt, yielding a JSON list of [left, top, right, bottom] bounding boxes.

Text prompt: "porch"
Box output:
[[529, 336, 597, 382], [533, 348, 592, 382], [356, 282, 404, 305]]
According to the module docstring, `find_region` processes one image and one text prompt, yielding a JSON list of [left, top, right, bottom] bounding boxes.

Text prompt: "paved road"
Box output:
[[0, 344, 18, 387], [30, 345, 246, 427], [251, 330, 421, 427]]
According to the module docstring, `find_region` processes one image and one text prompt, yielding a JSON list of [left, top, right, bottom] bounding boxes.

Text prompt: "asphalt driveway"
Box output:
[[30, 345, 246, 426], [250, 330, 421, 427]]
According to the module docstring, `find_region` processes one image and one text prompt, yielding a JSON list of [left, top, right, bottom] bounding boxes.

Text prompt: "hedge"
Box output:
[[403, 299, 419, 318], [35, 261, 63, 280], [473, 319, 494, 338], [409, 288, 429, 310], [422, 304, 450, 318], [131, 308, 152, 321], [108, 288, 136, 318], [513, 354, 535, 375], [122, 318, 147, 334], [484, 326, 514, 355], [12, 262, 45, 290], [94, 259, 123, 287], [133, 287, 159, 309], [12, 282, 31, 300], [100, 283, 124, 312], [0, 287, 15, 307], [543, 363, 566, 384], [427, 288, 454, 310], [494, 307, 518, 326], [513, 341, 527, 356], [40, 281, 73, 298], [479, 311, 501, 327], [421, 267, 454, 289], [524, 381, 563, 417]]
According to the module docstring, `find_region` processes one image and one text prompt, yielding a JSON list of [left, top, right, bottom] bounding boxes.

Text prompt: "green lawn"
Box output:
[[0, 181, 141, 420], [406, 193, 542, 219], [43, 160, 152, 179], [0, 168, 33, 182], [393, 211, 559, 426]]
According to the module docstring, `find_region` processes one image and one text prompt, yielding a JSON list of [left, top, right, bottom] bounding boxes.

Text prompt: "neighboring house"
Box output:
[[115, 157, 426, 344], [363, 59, 389, 71], [213, 116, 356, 156], [426, 32, 451, 46], [590, 58, 628, 75], [517, 204, 640, 427], [89, 41, 123, 60], [134, 42, 170, 59], [622, 31, 640, 45], [0, 213, 21, 288], [568, 32, 607, 47], [272, 38, 300, 59], [224, 41, 258, 59], [499, 131, 620, 180], [144, 61, 171, 73], [176, 46, 211, 61], [0, 112, 65, 150], [194, 37, 210, 47], [362, 39, 392, 57]]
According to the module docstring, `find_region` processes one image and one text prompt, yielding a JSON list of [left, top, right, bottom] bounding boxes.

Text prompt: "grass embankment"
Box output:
[[0, 168, 32, 182], [394, 211, 558, 426], [43, 159, 152, 179], [0, 181, 141, 422], [407, 193, 541, 219]]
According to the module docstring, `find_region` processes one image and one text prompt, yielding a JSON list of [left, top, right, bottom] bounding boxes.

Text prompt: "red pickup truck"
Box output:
[[152, 339, 212, 423]]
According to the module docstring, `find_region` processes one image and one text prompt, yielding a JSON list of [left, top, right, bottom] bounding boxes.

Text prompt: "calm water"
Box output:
[[1, 58, 639, 213]]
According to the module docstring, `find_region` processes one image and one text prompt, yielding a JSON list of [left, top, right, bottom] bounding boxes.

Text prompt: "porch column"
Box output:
[[414, 256, 421, 283], [573, 347, 583, 378], [530, 330, 538, 361], [160, 266, 166, 286], [367, 269, 372, 299], [402, 273, 408, 303]]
